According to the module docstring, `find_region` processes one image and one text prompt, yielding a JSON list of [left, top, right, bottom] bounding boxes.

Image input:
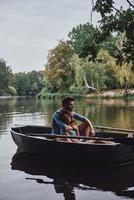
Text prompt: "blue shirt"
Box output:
[[51, 109, 88, 135]]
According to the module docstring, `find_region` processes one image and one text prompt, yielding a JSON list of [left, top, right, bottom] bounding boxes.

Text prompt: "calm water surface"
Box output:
[[0, 97, 134, 200]]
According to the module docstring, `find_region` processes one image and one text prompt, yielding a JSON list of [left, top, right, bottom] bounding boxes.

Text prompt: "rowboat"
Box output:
[[11, 151, 134, 199], [10, 125, 134, 166]]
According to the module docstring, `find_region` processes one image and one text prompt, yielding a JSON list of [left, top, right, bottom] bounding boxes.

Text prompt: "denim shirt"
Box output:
[[51, 109, 88, 135]]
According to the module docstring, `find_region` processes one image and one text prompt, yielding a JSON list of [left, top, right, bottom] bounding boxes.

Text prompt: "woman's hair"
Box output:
[[62, 96, 74, 106]]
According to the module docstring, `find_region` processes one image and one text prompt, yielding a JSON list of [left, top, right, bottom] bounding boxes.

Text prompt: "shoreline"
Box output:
[[0, 89, 134, 99], [86, 89, 134, 99]]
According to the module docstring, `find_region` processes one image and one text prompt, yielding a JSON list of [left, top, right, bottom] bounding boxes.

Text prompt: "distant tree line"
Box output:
[[1, 0, 134, 97], [15, 71, 45, 95], [0, 58, 14, 96], [0, 59, 45, 96]]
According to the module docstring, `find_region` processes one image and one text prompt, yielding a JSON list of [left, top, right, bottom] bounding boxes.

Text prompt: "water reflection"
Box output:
[[0, 97, 134, 136], [11, 151, 134, 200], [26, 177, 76, 200], [0, 97, 58, 134]]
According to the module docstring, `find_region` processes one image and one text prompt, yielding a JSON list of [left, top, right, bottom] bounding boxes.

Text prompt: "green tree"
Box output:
[[68, 23, 118, 61], [15, 72, 29, 95], [26, 71, 45, 95], [86, 61, 107, 91], [93, 0, 134, 65], [15, 71, 44, 95], [97, 49, 134, 92], [117, 62, 134, 95], [44, 40, 74, 92], [68, 23, 100, 59], [0, 58, 14, 95], [100, 35, 118, 58], [70, 54, 107, 92], [97, 49, 119, 89]]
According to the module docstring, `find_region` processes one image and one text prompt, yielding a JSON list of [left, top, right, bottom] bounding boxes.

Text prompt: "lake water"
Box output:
[[0, 97, 134, 200]]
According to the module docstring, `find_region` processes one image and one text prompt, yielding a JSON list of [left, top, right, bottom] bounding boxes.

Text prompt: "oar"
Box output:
[[24, 133, 134, 144], [25, 133, 114, 141], [94, 126, 134, 133]]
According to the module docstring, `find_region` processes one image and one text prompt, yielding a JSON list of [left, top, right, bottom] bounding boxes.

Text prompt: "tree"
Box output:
[[97, 49, 119, 89], [15, 71, 44, 95], [26, 71, 45, 95], [85, 61, 107, 92], [97, 49, 134, 92], [117, 62, 134, 95], [15, 72, 29, 95], [100, 35, 118, 58], [93, 0, 134, 66], [44, 41, 74, 92], [70, 54, 107, 92], [0, 58, 13, 95], [68, 23, 100, 59], [68, 23, 118, 61]]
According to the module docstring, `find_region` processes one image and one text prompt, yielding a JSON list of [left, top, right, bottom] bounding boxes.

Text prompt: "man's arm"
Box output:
[[73, 112, 95, 136], [53, 112, 74, 134], [84, 118, 95, 136], [53, 112, 73, 142]]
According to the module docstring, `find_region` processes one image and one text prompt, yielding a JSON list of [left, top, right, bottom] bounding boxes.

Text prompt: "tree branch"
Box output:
[[126, 0, 134, 8], [83, 75, 99, 94], [90, 0, 95, 24], [111, 5, 125, 17]]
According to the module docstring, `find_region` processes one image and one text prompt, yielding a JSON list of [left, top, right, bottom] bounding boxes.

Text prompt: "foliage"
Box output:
[[93, 0, 134, 65], [44, 40, 74, 92], [68, 23, 100, 59], [68, 23, 120, 61], [117, 62, 134, 94], [97, 49, 119, 88], [15, 71, 45, 96], [86, 61, 107, 91], [0, 58, 14, 95], [97, 49, 134, 92], [38, 91, 84, 99], [15, 72, 29, 95], [100, 35, 118, 58], [70, 54, 86, 89], [70, 53, 107, 92]]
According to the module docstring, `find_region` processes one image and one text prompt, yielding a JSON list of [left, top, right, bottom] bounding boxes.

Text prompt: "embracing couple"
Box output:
[[52, 96, 95, 142]]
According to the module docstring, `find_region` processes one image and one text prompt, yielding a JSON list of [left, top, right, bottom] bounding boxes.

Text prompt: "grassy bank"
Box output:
[[37, 92, 84, 99], [37, 89, 134, 100]]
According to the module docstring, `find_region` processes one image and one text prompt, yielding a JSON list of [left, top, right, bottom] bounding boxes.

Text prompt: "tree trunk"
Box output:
[[124, 77, 129, 96], [83, 75, 99, 94]]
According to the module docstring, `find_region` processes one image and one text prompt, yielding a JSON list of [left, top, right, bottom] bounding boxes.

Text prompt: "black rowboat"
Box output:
[[10, 125, 134, 166]]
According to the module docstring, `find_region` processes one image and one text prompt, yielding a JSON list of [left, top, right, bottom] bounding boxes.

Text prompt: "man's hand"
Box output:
[[85, 119, 95, 136], [65, 125, 73, 131], [90, 129, 95, 136]]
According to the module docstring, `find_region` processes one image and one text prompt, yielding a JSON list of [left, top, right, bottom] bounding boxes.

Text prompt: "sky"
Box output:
[[0, 0, 128, 72]]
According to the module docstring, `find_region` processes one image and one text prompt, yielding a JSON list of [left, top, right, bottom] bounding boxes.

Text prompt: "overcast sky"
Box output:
[[0, 0, 127, 72]]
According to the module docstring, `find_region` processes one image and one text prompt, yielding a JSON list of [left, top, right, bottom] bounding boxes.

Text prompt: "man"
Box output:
[[52, 96, 95, 142]]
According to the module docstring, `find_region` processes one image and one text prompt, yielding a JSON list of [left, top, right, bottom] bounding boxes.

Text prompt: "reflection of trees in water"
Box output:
[[75, 99, 134, 129], [0, 98, 16, 133], [0, 97, 134, 135], [40, 99, 59, 125]]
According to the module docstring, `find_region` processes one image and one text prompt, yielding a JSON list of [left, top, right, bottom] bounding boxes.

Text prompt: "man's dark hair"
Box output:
[[62, 96, 74, 106]]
